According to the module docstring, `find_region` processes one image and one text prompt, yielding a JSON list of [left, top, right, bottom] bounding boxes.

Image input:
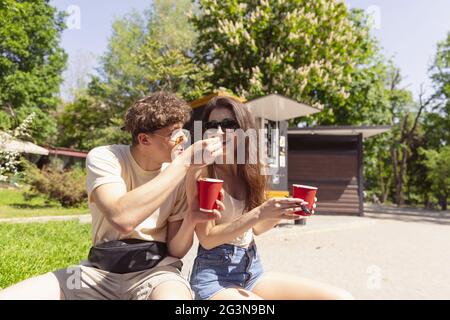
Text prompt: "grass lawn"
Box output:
[[0, 188, 89, 219], [0, 220, 91, 289]]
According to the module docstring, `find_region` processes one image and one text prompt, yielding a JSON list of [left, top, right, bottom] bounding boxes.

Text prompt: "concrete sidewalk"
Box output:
[[181, 214, 450, 299], [179, 215, 375, 273], [0, 214, 91, 224]]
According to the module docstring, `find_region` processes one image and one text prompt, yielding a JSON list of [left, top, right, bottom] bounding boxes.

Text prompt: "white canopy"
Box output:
[[289, 126, 391, 139], [0, 136, 49, 155], [246, 94, 321, 121]]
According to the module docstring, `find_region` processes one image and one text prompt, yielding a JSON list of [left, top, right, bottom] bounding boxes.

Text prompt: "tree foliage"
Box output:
[[191, 0, 390, 125], [0, 0, 67, 144], [419, 146, 450, 210], [425, 31, 450, 149], [58, 0, 210, 149]]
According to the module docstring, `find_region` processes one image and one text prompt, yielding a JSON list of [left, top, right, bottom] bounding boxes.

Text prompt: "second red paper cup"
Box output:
[[198, 178, 223, 213], [292, 184, 318, 216]]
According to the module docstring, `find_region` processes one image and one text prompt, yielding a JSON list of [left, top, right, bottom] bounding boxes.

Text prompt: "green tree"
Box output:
[[419, 146, 450, 210], [57, 93, 117, 150], [363, 133, 393, 204], [58, 0, 210, 149], [147, 0, 197, 50], [380, 33, 450, 208], [192, 0, 397, 206], [410, 32, 450, 209], [425, 32, 450, 149], [0, 0, 67, 144], [95, 0, 210, 104], [191, 0, 390, 125]]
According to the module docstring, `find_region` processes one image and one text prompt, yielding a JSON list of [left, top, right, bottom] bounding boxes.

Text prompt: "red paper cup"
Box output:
[[198, 178, 223, 213], [292, 184, 318, 216]]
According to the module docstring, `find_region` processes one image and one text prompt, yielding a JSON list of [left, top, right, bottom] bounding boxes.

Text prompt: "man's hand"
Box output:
[[174, 137, 223, 168]]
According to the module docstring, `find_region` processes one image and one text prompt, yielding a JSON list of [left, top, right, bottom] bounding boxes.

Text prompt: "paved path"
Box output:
[[0, 214, 91, 224], [181, 213, 450, 300]]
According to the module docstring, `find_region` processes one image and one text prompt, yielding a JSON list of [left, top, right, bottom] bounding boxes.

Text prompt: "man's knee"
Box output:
[[332, 289, 355, 300], [0, 273, 63, 300], [149, 281, 193, 300]]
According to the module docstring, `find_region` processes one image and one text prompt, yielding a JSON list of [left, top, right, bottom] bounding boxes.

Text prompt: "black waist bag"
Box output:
[[88, 239, 168, 274]]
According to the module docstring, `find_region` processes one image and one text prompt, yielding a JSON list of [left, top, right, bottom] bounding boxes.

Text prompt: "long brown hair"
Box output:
[[201, 96, 268, 212]]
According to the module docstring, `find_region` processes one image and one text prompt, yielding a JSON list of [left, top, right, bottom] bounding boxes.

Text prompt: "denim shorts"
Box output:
[[189, 242, 264, 300]]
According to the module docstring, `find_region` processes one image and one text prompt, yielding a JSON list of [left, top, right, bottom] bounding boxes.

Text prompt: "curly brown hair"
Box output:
[[124, 91, 191, 145]]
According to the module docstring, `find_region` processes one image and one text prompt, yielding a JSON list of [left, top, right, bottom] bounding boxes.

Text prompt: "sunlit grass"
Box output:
[[0, 220, 91, 289], [0, 188, 88, 219]]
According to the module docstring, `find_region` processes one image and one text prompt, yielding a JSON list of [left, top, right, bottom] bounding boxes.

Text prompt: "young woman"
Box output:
[[186, 96, 354, 300]]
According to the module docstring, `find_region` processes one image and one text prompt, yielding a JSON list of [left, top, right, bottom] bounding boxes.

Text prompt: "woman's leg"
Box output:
[[210, 287, 263, 300], [0, 272, 64, 300], [252, 272, 354, 300]]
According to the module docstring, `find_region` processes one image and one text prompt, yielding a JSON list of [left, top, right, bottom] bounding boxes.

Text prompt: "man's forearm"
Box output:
[[167, 218, 196, 258], [113, 161, 189, 232]]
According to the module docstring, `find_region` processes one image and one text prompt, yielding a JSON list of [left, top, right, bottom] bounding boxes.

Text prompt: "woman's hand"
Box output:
[[287, 197, 318, 219], [257, 197, 305, 221], [295, 197, 318, 215], [257, 197, 317, 221], [186, 188, 225, 225]]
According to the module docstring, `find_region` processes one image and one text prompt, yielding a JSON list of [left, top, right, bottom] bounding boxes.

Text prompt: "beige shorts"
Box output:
[[52, 260, 192, 300]]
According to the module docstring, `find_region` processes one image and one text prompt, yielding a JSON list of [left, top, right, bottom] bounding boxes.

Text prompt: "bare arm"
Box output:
[[166, 219, 195, 258], [252, 198, 317, 236], [195, 208, 262, 250], [252, 218, 283, 236], [196, 197, 309, 249], [91, 160, 189, 234], [167, 166, 227, 255], [90, 138, 223, 234], [165, 198, 223, 258], [166, 166, 225, 258]]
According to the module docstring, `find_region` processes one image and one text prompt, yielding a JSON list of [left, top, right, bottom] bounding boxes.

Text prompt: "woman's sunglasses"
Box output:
[[204, 118, 240, 131]]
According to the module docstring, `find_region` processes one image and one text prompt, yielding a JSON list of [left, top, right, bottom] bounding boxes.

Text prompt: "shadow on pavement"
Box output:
[[364, 205, 450, 226]]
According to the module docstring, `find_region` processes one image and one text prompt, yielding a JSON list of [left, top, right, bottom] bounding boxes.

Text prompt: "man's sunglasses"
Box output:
[[204, 118, 240, 131], [152, 128, 190, 146], [120, 126, 189, 146]]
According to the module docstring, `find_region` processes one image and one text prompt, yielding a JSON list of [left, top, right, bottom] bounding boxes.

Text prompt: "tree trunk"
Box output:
[[398, 147, 408, 206], [381, 175, 392, 203], [391, 147, 402, 206], [440, 195, 448, 211], [424, 193, 430, 209], [378, 161, 386, 203]]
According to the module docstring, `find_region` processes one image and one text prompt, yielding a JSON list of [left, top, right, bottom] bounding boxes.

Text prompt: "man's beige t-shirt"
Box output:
[[85, 145, 188, 250]]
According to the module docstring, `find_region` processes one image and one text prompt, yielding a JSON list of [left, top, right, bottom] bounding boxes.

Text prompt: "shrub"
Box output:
[[25, 163, 87, 208]]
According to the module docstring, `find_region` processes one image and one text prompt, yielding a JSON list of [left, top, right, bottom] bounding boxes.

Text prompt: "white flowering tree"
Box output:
[[0, 113, 35, 182], [191, 0, 391, 125]]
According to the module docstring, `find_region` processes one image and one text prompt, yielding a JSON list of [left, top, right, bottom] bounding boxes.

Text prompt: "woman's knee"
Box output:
[[211, 287, 263, 300]]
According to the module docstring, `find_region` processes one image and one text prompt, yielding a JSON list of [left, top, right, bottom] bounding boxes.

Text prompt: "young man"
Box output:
[[0, 92, 224, 300]]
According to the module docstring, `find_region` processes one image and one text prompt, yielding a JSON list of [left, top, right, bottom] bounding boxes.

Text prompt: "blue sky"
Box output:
[[50, 0, 450, 100]]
